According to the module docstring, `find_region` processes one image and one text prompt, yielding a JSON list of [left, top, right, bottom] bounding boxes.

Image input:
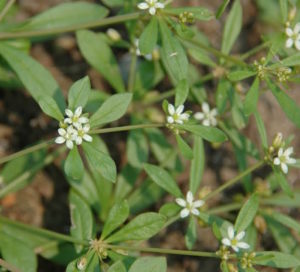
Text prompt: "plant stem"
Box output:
[[240, 41, 271, 60], [208, 202, 242, 215], [128, 52, 137, 92], [0, 12, 140, 40], [0, 139, 53, 165], [0, 258, 20, 272], [203, 161, 264, 201], [0, 147, 65, 199], [182, 37, 248, 67], [0, 215, 89, 246], [107, 244, 218, 258], [90, 123, 165, 134], [0, 0, 15, 22]]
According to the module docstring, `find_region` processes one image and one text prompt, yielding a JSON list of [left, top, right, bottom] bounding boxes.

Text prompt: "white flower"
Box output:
[[285, 23, 300, 50], [107, 28, 121, 42], [222, 226, 250, 252], [64, 107, 89, 129], [175, 191, 204, 218], [167, 104, 190, 125], [55, 126, 77, 149], [75, 124, 93, 145], [273, 147, 296, 174], [137, 0, 165, 15], [194, 102, 218, 127]]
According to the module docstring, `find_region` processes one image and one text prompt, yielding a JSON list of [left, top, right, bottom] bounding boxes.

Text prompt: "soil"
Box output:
[[0, 1, 299, 272]]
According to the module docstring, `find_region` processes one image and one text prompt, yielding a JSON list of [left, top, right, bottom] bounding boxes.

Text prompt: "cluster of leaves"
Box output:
[[0, 0, 300, 271]]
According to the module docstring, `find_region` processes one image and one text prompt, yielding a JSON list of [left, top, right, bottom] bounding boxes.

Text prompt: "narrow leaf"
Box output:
[[244, 77, 260, 116], [64, 146, 84, 181], [235, 193, 259, 232], [101, 200, 130, 240], [90, 93, 132, 128], [175, 79, 189, 106], [221, 0, 242, 54], [180, 124, 228, 143], [68, 76, 91, 110], [216, 0, 230, 18], [254, 251, 300, 268], [129, 257, 167, 272], [144, 163, 182, 197], [106, 213, 166, 243], [38, 96, 64, 121], [185, 217, 197, 250], [176, 134, 193, 160], [227, 70, 256, 81], [139, 16, 158, 55], [108, 261, 127, 272]]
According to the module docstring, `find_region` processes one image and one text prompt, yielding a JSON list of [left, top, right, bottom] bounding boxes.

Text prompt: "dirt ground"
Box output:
[[0, 0, 299, 271]]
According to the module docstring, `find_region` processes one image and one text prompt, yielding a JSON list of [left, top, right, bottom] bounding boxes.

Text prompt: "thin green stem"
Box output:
[[0, 139, 53, 165], [128, 52, 137, 92], [0, 147, 65, 199], [0, 0, 15, 22], [0, 258, 20, 272], [107, 244, 218, 258], [203, 161, 264, 201], [240, 41, 271, 60], [0, 12, 140, 40], [0, 215, 89, 246], [90, 123, 164, 134], [208, 202, 243, 215], [182, 37, 248, 67]]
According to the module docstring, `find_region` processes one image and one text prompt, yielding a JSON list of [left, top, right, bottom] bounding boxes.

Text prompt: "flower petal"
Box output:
[[138, 2, 149, 9], [58, 128, 66, 136], [228, 226, 234, 240], [79, 117, 89, 124], [76, 137, 83, 145], [176, 119, 183, 124], [180, 208, 190, 218], [194, 112, 204, 120], [83, 134, 93, 142], [176, 105, 184, 114], [75, 106, 82, 116], [222, 238, 231, 247], [286, 28, 294, 37], [203, 119, 210, 127], [284, 147, 294, 156], [65, 109, 73, 117], [237, 242, 250, 249], [295, 39, 300, 51], [167, 116, 174, 124], [186, 191, 194, 204], [294, 23, 300, 34], [193, 200, 204, 208], [236, 231, 245, 240], [286, 38, 294, 48], [55, 136, 65, 144], [168, 104, 175, 115], [175, 198, 186, 207], [155, 3, 165, 9], [287, 158, 296, 164], [66, 140, 74, 149], [191, 208, 200, 216], [180, 113, 190, 121], [273, 157, 280, 165], [202, 102, 210, 113], [149, 6, 156, 15], [232, 246, 239, 252], [281, 163, 288, 174]]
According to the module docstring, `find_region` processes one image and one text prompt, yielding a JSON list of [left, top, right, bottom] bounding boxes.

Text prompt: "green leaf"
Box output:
[[274, 170, 293, 197], [280, 0, 288, 23], [108, 261, 127, 272], [267, 79, 300, 128], [0, 233, 37, 272], [38, 96, 64, 121], [69, 190, 93, 253], [164, 7, 213, 21], [254, 111, 268, 149], [159, 18, 188, 84], [139, 16, 158, 55], [159, 203, 181, 218], [102, 0, 123, 7], [216, 79, 231, 114], [129, 257, 167, 272], [0, 43, 65, 111], [269, 211, 300, 234], [227, 70, 256, 81], [180, 124, 228, 143], [176, 134, 193, 160], [221, 0, 242, 54], [144, 163, 182, 197], [90, 93, 132, 128], [235, 194, 259, 233], [216, 0, 230, 18], [278, 53, 300, 67], [101, 200, 130, 240], [106, 212, 166, 243], [77, 30, 125, 92], [175, 79, 189, 106], [185, 217, 197, 250], [82, 140, 117, 183], [189, 136, 205, 194], [64, 146, 84, 181], [254, 251, 300, 268], [127, 128, 149, 168], [68, 76, 91, 110], [20, 2, 108, 31]]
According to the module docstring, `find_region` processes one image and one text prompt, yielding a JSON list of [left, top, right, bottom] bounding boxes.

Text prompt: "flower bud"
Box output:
[[77, 257, 87, 271], [107, 28, 121, 42]]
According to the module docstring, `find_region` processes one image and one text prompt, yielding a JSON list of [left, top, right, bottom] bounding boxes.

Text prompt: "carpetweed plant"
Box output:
[[0, 0, 300, 271]]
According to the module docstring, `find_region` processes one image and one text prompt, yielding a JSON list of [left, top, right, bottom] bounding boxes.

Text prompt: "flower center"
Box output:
[[231, 238, 238, 246], [72, 116, 79, 123]]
